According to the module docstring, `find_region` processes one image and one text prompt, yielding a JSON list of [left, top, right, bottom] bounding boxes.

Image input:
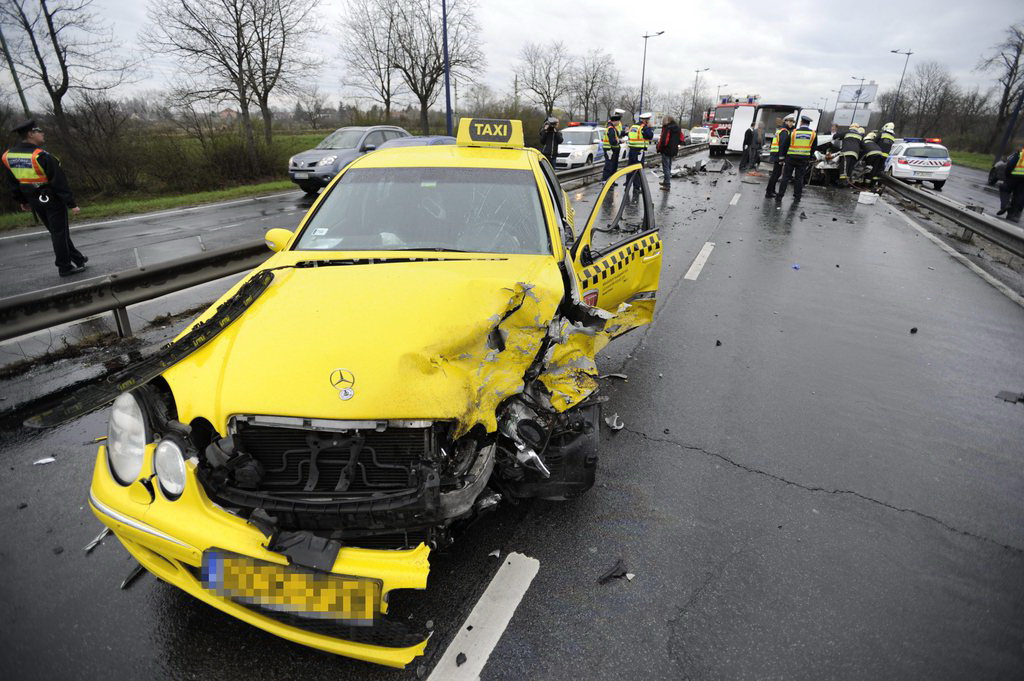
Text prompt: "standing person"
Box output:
[[837, 123, 864, 187], [1005, 145, 1024, 222], [749, 122, 765, 173], [539, 117, 562, 166], [624, 112, 654, 192], [739, 121, 756, 171], [877, 121, 896, 157], [655, 115, 681, 190], [1, 120, 86, 277], [765, 114, 795, 198], [601, 109, 626, 180], [775, 114, 817, 203]]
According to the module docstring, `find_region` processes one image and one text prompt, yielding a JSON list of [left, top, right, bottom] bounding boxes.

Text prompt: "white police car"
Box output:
[[885, 138, 951, 190], [555, 123, 605, 169]]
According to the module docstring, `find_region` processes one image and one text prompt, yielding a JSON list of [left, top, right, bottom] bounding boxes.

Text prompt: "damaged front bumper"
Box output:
[[88, 444, 431, 668]]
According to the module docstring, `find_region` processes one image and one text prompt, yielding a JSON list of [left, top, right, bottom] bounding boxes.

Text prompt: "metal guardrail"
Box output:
[[0, 143, 709, 343], [882, 176, 1024, 259]]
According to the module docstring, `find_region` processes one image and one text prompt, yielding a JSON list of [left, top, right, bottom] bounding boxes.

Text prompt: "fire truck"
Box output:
[[707, 95, 758, 157]]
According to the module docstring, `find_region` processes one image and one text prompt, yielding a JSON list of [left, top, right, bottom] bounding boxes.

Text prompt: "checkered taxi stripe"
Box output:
[[580, 233, 661, 288]]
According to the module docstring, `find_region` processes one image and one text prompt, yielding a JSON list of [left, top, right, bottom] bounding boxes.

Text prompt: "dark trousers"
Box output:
[[625, 147, 645, 192], [840, 154, 857, 182], [740, 145, 759, 171], [1008, 175, 1024, 219], [766, 159, 783, 196], [864, 154, 884, 187], [32, 196, 84, 271], [661, 153, 674, 186], [777, 160, 810, 199], [601, 147, 620, 180]]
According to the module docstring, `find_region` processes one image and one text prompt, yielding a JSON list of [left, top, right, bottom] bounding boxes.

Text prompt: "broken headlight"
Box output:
[[154, 437, 186, 499], [107, 392, 148, 485]]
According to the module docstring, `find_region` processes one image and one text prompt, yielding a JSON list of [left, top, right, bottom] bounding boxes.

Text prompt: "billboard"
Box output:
[[833, 107, 872, 127], [837, 84, 878, 104]]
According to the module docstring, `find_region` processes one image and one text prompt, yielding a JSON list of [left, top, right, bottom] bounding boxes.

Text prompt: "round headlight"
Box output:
[[107, 392, 147, 485], [154, 438, 186, 499]]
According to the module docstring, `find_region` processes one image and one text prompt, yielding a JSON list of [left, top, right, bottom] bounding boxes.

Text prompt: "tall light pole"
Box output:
[[691, 67, 709, 127], [716, 83, 728, 104], [638, 31, 664, 118], [890, 48, 913, 126], [442, 0, 453, 136], [851, 75, 866, 127]]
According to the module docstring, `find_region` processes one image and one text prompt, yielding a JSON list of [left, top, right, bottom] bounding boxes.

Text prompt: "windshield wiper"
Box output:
[[390, 247, 470, 253]]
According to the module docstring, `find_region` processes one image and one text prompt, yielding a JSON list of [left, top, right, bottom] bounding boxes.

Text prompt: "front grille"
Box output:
[[234, 423, 433, 496]]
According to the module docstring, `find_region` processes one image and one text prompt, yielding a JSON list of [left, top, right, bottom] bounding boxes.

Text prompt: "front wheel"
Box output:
[[932, 180, 945, 190], [297, 181, 320, 196]]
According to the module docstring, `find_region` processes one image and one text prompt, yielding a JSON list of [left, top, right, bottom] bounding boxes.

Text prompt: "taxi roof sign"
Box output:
[[457, 118, 524, 149]]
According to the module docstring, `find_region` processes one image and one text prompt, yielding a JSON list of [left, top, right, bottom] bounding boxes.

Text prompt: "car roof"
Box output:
[[897, 142, 948, 150], [349, 143, 537, 171]]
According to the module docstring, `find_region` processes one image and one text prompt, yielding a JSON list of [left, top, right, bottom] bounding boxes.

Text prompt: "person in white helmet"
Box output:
[[601, 108, 627, 180]]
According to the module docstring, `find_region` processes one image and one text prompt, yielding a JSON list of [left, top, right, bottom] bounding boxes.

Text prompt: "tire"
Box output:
[[297, 181, 320, 196], [932, 180, 945, 190]]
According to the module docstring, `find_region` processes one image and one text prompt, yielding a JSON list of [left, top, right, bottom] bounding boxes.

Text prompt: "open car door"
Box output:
[[570, 164, 662, 340]]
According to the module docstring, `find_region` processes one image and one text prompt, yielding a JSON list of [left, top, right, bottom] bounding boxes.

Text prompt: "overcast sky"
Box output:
[[2, 0, 1021, 114]]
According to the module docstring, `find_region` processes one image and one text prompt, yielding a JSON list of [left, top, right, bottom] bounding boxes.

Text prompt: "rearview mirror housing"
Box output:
[[264, 228, 293, 252]]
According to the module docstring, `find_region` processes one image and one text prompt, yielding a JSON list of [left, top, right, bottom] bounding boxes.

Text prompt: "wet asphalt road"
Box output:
[[1, 162, 1023, 680], [0, 190, 313, 298]]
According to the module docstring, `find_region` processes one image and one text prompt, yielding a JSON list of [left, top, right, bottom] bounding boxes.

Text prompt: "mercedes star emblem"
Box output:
[[330, 368, 356, 400]]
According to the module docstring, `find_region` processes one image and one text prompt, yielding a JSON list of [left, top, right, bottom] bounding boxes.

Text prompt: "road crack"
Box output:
[[621, 426, 1024, 555]]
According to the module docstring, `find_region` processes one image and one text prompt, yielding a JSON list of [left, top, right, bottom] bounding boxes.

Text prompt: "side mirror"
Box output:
[[264, 228, 293, 252], [361, 144, 376, 152], [580, 244, 594, 267]]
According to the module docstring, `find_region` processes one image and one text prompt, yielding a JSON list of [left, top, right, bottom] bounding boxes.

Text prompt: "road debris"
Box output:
[[84, 527, 111, 554], [488, 549, 501, 558], [792, 264, 801, 270], [715, 340, 722, 347], [598, 558, 629, 584], [456, 652, 467, 667], [604, 413, 624, 431], [599, 373, 628, 380], [17, 502, 27, 510], [625, 573, 636, 581], [910, 327, 919, 334], [799, 211, 808, 220], [33, 457, 56, 465], [53, 546, 64, 555], [996, 391, 1024, 404]]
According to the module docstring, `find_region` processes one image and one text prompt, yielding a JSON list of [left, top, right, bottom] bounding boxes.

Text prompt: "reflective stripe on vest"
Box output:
[[627, 124, 647, 148], [788, 128, 815, 157], [880, 131, 895, 143], [1, 149, 47, 185], [770, 128, 782, 153], [602, 121, 623, 147], [845, 130, 863, 142], [1013, 151, 1024, 176]]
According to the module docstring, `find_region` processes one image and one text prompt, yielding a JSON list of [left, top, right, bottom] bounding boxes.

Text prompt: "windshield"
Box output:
[[714, 107, 735, 123], [692, 127, 709, 134], [316, 129, 364, 149], [294, 167, 549, 254], [561, 130, 596, 145], [904, 146, 948, 158]]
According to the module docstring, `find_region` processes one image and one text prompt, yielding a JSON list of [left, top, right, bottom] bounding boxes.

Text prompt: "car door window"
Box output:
[[382, 130, 402, 141], [538, 157, 572, 246], [363, 131, 385, 150]]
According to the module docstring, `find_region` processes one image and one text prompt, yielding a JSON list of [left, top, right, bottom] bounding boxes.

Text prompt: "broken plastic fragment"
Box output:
[[599, 373, 628, 380], [488, 549, 501, 559], [995, 391, 1024, 404], [84, 527, 111, 554], [625, 573, 635, 581], [456, 652, 467, 667], [604, 413, 624, 431], [910, 327, 918, 334], [120, 563, 147, 590], [598, 558, 628, 584], [791, 264, 800, 270], [33, 457, 55, 465]]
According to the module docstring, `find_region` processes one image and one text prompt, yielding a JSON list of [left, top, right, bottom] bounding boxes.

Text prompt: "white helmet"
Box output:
[[783, 113, 796, 122], [639, 112, 652, 120], [882, 122, 895, 133]]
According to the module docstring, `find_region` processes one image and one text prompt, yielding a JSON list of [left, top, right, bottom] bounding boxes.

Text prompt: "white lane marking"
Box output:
[[729, 192, 741, 206], [684, 242, 716, 281], [427, 552, 540, 681], [0, 190, 302, 241], [882, 198, 1024, 309]]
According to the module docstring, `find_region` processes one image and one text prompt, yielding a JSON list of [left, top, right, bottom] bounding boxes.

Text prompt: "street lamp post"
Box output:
[[716, 83, 728, 104], [890, 49, 913, 126], [692, 67, 709, 127], [850, 75, 866, 127], [442, 0, 453, 136], [638, 31, 664, 118]]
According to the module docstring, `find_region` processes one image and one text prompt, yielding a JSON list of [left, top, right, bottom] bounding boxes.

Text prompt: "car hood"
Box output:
[[163, 254, 566, 434], [291, 148, 359, 167]]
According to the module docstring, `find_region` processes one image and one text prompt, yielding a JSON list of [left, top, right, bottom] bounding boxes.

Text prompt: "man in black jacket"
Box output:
[[2, 120, 87, 276], [539, 117, 562, 165], [656, 115, 681, 190]]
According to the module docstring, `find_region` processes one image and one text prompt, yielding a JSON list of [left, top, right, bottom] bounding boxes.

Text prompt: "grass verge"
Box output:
[[0, 179, 296, 233], [949, 150, 994, 173]]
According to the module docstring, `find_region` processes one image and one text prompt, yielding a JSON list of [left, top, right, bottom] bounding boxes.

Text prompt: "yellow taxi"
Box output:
[[69, 119, 661, 667]]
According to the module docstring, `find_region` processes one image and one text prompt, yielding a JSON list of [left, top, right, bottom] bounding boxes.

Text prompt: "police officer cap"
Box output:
[[639, 112, 652, 120], [11, 119, 38, 136], [783, 113, 796, 121], [800, 114, 813, 123], [610, 108, 625, 120]]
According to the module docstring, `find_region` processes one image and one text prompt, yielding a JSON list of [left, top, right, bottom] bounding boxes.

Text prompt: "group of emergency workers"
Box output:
[[832, 121, 897, 188]]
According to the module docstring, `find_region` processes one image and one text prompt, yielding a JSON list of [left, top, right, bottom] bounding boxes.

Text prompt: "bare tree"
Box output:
[[617, 86, 642, 121], [906, 60, 956, 136], [979, 23, 1024, 152], [340, 0, 404, 121], [246, 0, 321, 145], [0, 0, 134, 136], [569, 48, 616, 121], [391, 0, 484, 134], [294, 86, 328, 129], [144, 0, 261, 170], [516, 41, 573, 117]]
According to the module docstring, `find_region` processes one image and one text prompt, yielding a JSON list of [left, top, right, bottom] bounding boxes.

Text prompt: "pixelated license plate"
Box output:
[[201, 550, 380, 622]]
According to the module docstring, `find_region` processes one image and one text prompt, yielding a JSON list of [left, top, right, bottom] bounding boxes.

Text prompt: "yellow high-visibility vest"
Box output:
[[787, 127, 816, 157], [1013, 149, 1024, 176], [601, 121, 623, 147], [770, 128, 783, 153], [1, 148, 47, 185], [627, 124, 647, 148]]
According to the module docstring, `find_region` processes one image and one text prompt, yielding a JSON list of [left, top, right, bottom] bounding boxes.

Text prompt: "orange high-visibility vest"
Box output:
[[1, 148, 47, 185]]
